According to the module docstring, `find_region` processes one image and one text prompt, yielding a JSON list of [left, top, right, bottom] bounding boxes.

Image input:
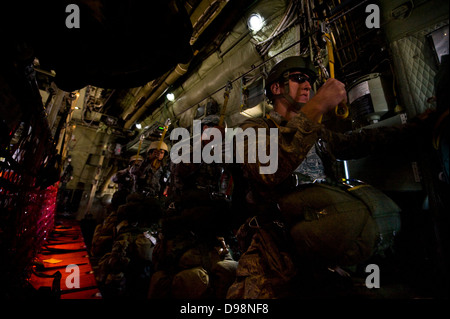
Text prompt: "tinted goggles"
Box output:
[[288, 73, 311, 84]]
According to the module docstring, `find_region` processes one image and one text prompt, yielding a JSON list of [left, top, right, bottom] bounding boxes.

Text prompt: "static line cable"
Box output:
[[174, 35, 310, 119], [322, 32, 349, 120]]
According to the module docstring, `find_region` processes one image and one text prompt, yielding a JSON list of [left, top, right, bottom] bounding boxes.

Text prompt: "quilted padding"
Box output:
[[390, 20, 448, 117]]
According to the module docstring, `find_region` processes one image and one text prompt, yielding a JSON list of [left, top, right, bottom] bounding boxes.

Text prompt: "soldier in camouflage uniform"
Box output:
[[227, 56, 432, 298], [134, 141, 170, 199], [148, 115, 238, 299], [95, 193, 162, 298], [111, 155, 144, 196], [93, 151, 166, 298], [91, 155, 145, 258]]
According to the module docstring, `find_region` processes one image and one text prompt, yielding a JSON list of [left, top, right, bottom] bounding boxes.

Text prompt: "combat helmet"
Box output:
[[148, 141, 169, 153], [129, 154, 144, 163], [265, 56, 317, 100]]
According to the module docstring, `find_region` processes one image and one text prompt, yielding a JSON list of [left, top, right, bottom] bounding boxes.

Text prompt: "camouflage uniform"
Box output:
[[238, 109, 421, 195], [91, 163, 140, 259], [95, 195, 162, 298], [130, 141, 170, 199], [134, 161, 168, 198], [227, 108, 424, 298], [148, 120, 238, 299], [169, 156, 230, 204], [110, 155, 145, 208]]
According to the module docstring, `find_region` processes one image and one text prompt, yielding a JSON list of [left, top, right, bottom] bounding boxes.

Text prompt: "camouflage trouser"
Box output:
[[147, 258, 238, 299], [226, 222, 297, 299], [148, 235, 238, 299], [277, 183, 379, 267], [148, 266, 214, 299], [90, 211, 117, 257]]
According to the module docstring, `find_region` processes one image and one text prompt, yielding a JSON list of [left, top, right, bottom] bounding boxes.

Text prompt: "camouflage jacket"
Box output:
[[112, 168, 136, 192], [169, 143, 232, 202], [133, 160, 168, 197], [239, 110, 422, 199]]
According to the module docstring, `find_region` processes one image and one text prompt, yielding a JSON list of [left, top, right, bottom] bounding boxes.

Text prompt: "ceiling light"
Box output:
[[248, 13, 264, 32], [166, 93, 175, 101]]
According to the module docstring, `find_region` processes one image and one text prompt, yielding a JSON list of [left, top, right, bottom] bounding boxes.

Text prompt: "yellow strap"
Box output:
[[219, 91, 230, 127], [266, 114, 281, 129], [323, 33, 349, 120], [347, 184, 371, 191], [219, 82, 232, 127], [136, 135, 144, 155], [324, 34, 335, 79]]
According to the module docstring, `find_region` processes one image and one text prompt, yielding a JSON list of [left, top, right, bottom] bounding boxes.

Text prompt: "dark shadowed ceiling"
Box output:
[[3, 0, 257, 133], [8, 0, 195, 91]]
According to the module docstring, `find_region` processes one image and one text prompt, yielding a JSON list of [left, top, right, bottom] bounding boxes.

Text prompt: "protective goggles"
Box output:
[[288, 73, 311, 84]]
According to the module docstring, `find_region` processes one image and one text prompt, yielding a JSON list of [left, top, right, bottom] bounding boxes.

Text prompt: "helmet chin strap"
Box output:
[[282, 93, 305, 112], [281, 76, 306, 112], [272, 75, 310, 114]]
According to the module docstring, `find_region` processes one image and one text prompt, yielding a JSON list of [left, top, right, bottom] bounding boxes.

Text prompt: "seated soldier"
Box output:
[[227, 55, 436, 298], [148, 115, 238, 299], [96, 193, 162, 299]]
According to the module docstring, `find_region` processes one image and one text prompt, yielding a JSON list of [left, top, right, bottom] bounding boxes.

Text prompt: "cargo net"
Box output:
[[1, 106, 60, 297]]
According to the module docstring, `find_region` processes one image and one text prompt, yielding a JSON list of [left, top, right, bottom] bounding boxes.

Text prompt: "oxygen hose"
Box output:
[[219, 82, 232, 127]]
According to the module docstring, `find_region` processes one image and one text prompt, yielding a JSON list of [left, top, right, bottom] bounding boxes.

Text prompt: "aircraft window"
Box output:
[[427, 24, 449, 65]]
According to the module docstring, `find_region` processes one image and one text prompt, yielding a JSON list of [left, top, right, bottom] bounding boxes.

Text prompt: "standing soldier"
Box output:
[[111, 154, 144, 207], [135, 141, 169, 199], [91, 154, 144, 259]]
